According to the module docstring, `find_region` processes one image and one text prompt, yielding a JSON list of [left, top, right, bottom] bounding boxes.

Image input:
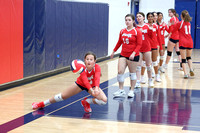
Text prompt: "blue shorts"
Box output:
[[75, 82, 88, 92], [119, 54, 140, 62]]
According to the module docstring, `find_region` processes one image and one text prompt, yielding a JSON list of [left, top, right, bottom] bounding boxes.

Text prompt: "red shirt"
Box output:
[[159, 22, 169, 45], [172, 20, 193, 48], [136, 24, 152, 52], [148, 23, 161, 49], [76, 64, 101, 90], [113, 27, 142, 57], [169, 17, 179, 40]]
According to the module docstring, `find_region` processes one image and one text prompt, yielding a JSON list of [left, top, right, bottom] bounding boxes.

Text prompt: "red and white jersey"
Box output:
[[159, 22, 169, 45], [169, 16, 179, 40], [76, 64, 101, 90], [136, 23, 152, 52], [173, 20, 193, 48], [113, 27, 142, 57], [148, 23, 161, 49]]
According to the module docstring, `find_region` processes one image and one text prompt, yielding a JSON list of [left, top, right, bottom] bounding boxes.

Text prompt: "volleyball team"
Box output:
[[32, 9, 194, 113]]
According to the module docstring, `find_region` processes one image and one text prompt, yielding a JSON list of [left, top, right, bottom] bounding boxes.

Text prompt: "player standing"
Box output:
[[135, 12, 154, 88], [111, 14, 142, 98], [171, 10, 194, 78]]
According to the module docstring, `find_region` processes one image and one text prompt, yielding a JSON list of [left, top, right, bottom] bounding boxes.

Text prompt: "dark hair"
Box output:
[[125, 14, 136, 27], [157, 12, 163, 25], [169, 8, 179, 18], [181, 10, 192, 22], [125, 14, 135, 20], [84, 51, 96, 60], [137, 12, 145, 18], [146, 12, 154, 19]]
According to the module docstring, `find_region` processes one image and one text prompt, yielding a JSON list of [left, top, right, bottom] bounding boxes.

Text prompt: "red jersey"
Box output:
[[76, 64, 101, 90], [113, 27, 142, 57], [148, 23, 161, 49], [159, 22, 169, 45], [169, 16, 179, 40], [172, 20, 193, 48], [136, 24, 152, 52]]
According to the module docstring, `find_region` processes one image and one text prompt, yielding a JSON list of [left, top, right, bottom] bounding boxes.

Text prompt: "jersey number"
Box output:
[[123, 38, 129, 44], [185, 25, 191, 35]]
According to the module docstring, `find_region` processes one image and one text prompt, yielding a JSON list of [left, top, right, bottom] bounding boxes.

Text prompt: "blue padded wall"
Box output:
[[23, 0, 109, 77]]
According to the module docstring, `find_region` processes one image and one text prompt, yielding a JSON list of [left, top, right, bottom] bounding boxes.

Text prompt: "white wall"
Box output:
[[139, 0, 175, 46]]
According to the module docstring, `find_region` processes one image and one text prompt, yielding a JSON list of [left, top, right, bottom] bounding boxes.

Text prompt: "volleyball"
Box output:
[[70, 59, 85, 74]]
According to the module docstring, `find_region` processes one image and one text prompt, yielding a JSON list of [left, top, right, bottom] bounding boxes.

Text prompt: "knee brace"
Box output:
[[117, 74, 124, 82], [136, 66, 141, 72], [176, 51, 180, 55], [147, 65, 152, 71], [94, 99, 107, 105], [142, 61, 146, 67], [54, 93, 63, 102], [130, 73, 137, 80], [167, 51, 172, 56], [152, 61, 158, 66], [182, 59, 186, 63], [186, 57, 191, 61], [160, 56, 164, 60]]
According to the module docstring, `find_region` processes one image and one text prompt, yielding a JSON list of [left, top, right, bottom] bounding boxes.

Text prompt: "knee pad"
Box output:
[[94, 99, 107, 105], [182, 59, 186, 63], [186, 57, 191, 60], [54, 93, 63, 102], [130, 73, 137, 80], [176, 51, 180, 55], [136, 66, 141, 72], [167, 51, 172, 56], [147, 66, 152, 71], [117, 74, 124, 82], [160, 56, 164, 60], [152, 61, 158, 66], [142, 61, 146, 67]]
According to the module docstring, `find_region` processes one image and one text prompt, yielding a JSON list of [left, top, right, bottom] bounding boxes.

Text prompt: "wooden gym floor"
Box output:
[[0, 49, 200, 133]]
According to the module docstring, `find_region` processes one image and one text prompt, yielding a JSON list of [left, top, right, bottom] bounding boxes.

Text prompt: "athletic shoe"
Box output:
[[184, 74, 189, 79], [135, 80, 141, 88], [159, 66, 165, 73], [148, 78, 154, 88], [113, 97, 125, 103], [178, 67, 183, 71], [81, 98, 92, 113], [152, 71, 155, 78], [140, 76, 146, 84], [190, 70, 194, 76], [163, 63, 168, 69], [155, 74, 162, 82], [128, 90, 135, 98], [113, 89, 126, 97], [32, 102, 45, 110]]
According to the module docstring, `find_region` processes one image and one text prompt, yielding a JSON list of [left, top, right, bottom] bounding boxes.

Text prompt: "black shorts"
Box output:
[[151, 48, 157, 51], [169, 38, 179, 43], [75, 82, 88, 92], [179, 46, 192, 50], [119, 54, 140, 62]]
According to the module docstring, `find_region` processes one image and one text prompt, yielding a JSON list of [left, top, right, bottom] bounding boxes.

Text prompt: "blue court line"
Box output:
[[172, 61, 200, 64], [0, 73, 129, 132]]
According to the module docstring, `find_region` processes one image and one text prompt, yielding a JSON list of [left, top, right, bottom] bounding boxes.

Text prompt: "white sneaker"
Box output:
[[178, 67, 183, 71], [148, 78, 154, 88], [128, 90, 135, 98], [152, 71, 155, 78], [135, 80, 141, 88], [155, 74, 162, 82], [113, 89, 126, 97], [140, 76, 146, 84], [163, 63, 168, 69], [159, 66, 165, 73]]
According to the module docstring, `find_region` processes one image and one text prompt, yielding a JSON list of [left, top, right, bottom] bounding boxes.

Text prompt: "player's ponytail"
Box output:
[[181, 10, 192, 22], [169, 8, 179, 18]]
